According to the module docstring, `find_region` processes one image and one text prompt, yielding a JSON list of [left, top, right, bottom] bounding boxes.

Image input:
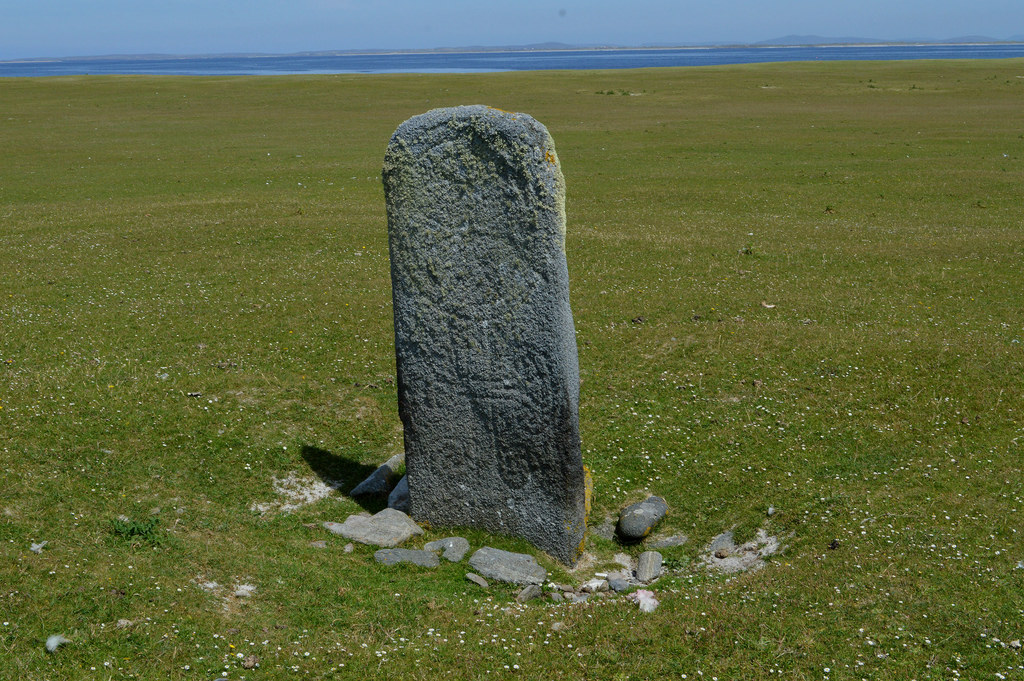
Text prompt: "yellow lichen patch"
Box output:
[[486, 106, 513, 114], [545, 150, 557, 165]]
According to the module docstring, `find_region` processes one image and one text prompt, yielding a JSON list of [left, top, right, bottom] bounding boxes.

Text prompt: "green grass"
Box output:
[[2, 60, 1023, 679]]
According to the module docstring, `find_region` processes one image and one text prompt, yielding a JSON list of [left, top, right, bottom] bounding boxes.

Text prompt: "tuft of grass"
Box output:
[[110, 516, 165, 546]]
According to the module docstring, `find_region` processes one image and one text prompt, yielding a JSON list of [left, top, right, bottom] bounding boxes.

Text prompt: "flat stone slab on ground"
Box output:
[[650, 534, 688, 549], [374, 548, 440, 568], [617, 496, 668, 540], [384, 105, 586, 565], [323, 508, 423, 547], [424, 536, 470, 562], [468, 547, 547, 585]]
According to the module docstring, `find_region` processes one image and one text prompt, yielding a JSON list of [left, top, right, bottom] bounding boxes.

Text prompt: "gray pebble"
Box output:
[[608, 577, 631, 592], [465, 572, 490, 589], [516, 584, 544, 603]]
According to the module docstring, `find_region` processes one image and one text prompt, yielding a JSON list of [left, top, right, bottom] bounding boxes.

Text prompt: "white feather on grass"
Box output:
[[45, 634, 70, 653]]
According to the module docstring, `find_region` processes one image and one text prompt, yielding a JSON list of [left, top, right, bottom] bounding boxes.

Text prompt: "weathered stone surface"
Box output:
[[383, 105, 586, 565], [323, 508, 423, 547], [424, 536, 471, 562], [516, 584, 544, 602], [636, 551, 663, 582], [581, 578, 609, 593], [465, 572, 490, 588], [349, 453, 404, 497], [617, 496, 668, 540], [388, 475, 410, 513], [468, 546, 547, 585], [374, 548, 440, 567]]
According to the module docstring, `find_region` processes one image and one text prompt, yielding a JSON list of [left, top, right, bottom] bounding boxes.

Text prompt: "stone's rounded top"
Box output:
[[388, 104, 552, 154], [617, 496, 669, 541], [383, 105, 564, 216]]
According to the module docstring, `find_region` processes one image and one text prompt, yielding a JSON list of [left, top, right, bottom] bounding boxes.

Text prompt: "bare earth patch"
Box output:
[[250, 473, 344, 514], [702, 529, 782, 574]]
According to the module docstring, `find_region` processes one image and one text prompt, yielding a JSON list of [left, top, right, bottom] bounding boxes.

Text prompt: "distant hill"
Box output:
[[756, 34, 1024, 46]]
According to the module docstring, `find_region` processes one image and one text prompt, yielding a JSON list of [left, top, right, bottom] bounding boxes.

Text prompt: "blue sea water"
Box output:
[[3, 44, 1024, 77]]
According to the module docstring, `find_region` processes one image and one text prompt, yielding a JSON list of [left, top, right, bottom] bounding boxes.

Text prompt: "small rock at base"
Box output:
[[387, 475, 410, 513], [617, 496, 668, 540], [516, 584, 544, 603], [465, 572, 489, 589], [374, 548, 440, 568], [424, 536, 470, 562], [636, 551, 663, 582], [343, 543, 354, 553], [608, 577, 631, 592], [581, 578, 609, 593], [1010, 640, 1021, 649], [549, 592, 564, 602], [309, 540, 327, 549], [349, 453, 404, 497]]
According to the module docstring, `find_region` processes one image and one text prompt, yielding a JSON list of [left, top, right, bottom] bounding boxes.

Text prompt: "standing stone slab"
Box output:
[[383, 105, 586, 565]]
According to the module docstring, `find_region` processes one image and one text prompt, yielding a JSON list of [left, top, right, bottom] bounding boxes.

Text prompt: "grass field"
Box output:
[[2, 59, 1023, 679]]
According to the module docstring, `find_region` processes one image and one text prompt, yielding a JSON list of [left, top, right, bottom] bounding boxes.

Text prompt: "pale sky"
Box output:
[[1, 0, 1022, 60]]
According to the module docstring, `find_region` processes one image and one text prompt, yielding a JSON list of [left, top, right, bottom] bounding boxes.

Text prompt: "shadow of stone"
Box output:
[[300, 445, 387, 513]]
